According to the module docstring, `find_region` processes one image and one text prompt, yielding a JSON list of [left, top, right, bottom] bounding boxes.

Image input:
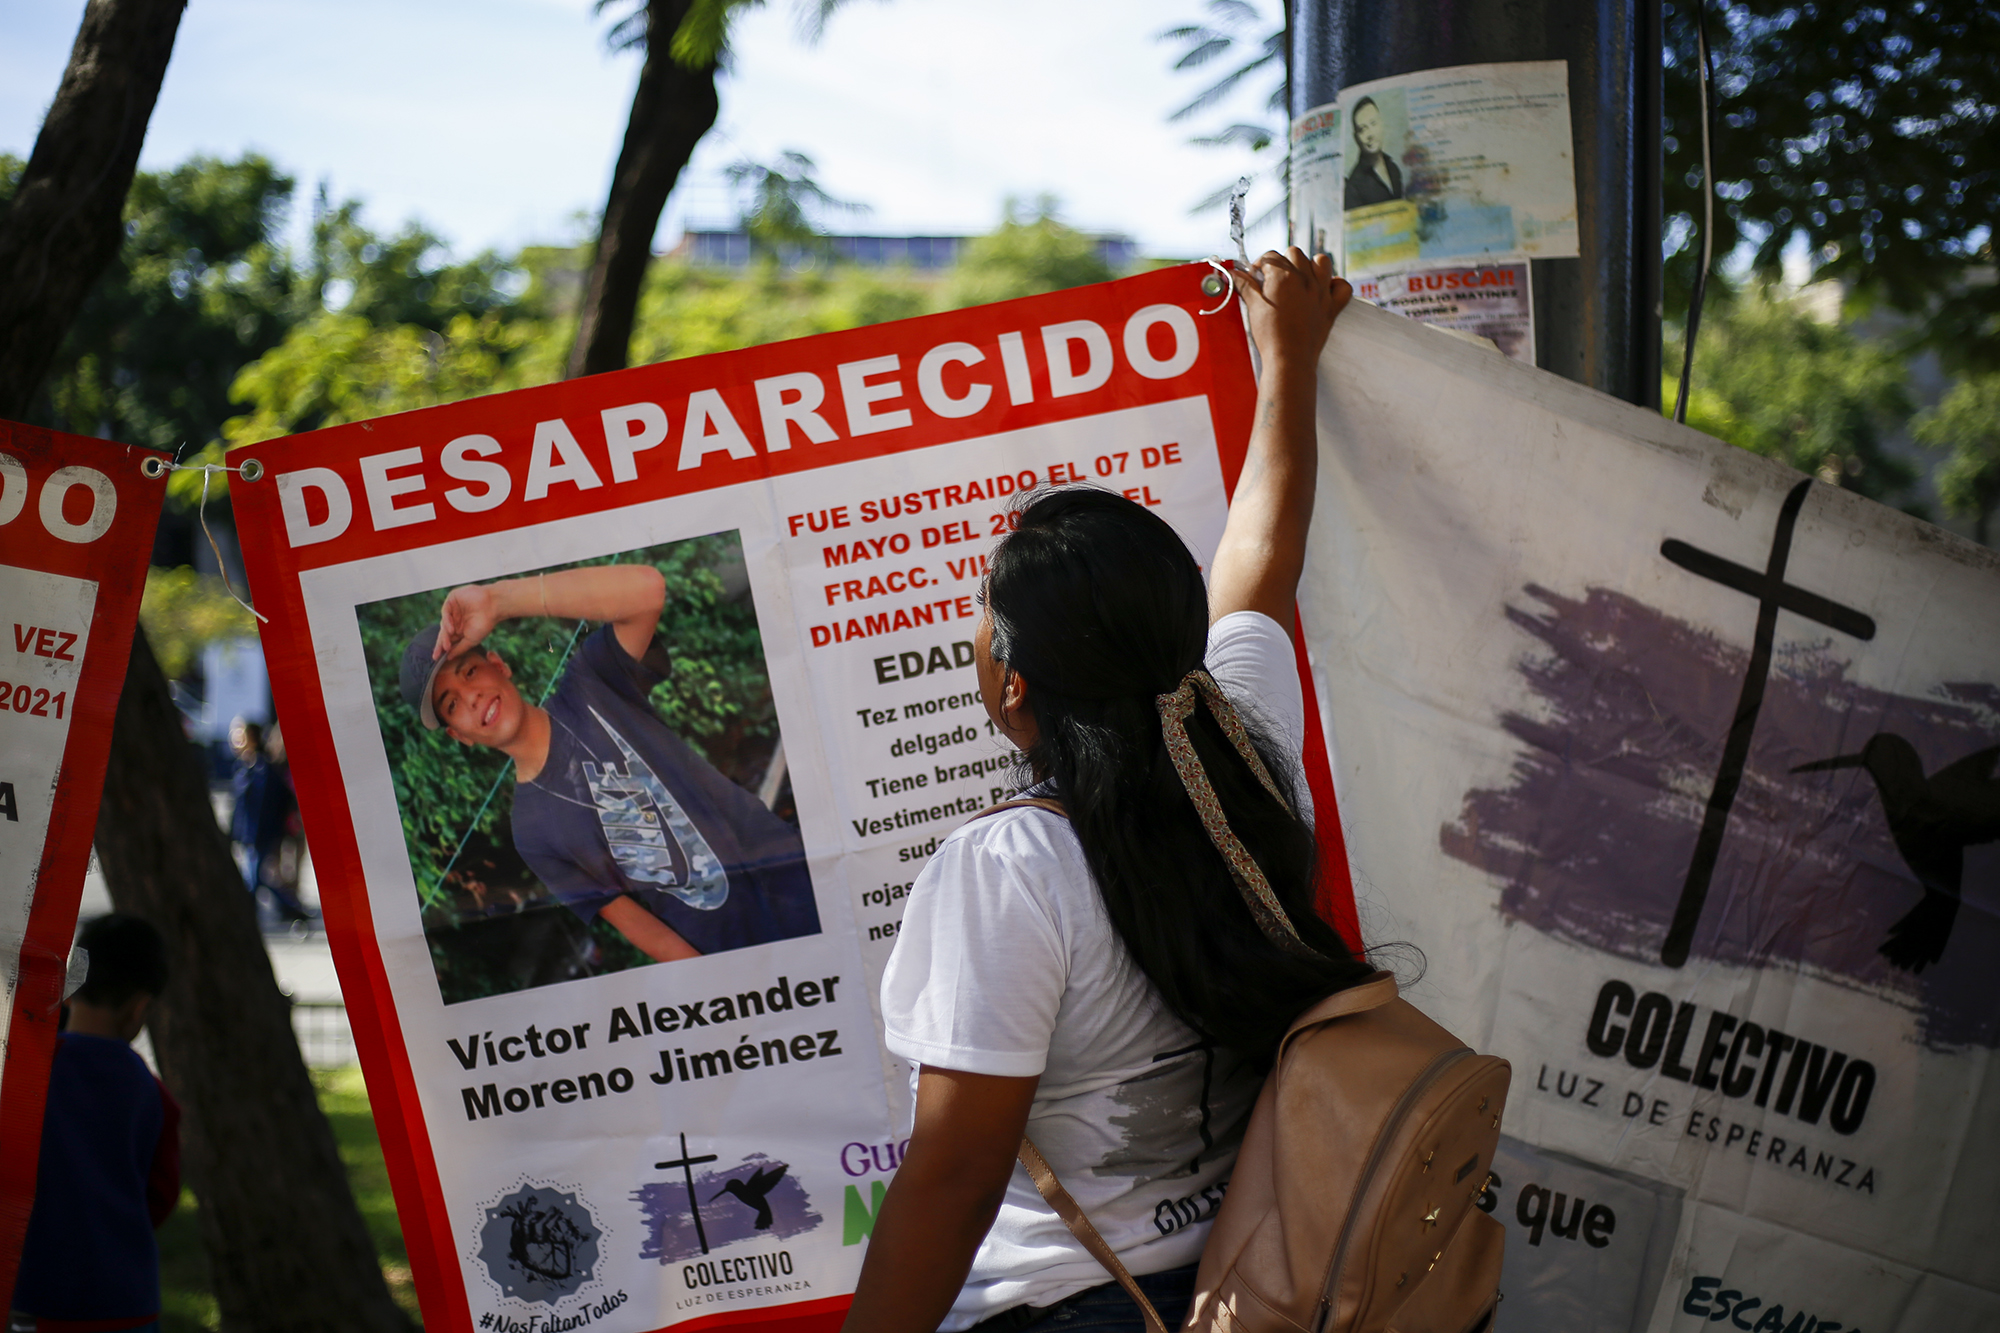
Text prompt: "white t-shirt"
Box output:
[[879, 610, 1309, 1328]]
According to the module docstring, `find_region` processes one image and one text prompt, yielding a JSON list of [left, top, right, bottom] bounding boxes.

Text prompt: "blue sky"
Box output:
[[1, 0, 1288, 264]]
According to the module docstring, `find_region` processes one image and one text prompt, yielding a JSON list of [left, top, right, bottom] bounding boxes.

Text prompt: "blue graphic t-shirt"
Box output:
[[512, 625, 819, 955]]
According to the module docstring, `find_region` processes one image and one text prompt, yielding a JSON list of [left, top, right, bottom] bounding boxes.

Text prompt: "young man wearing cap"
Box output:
[[399, 562, 819, 963]]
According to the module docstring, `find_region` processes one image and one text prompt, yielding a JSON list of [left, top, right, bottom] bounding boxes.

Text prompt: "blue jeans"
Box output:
[[967, 1262, 1198, 1332]]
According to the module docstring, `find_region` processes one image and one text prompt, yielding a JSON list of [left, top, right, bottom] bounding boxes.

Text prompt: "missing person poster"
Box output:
[[230, 267, 1319, 1332], [1296, 301, 2000, 1330], [1295, 60, 1578, 280], [0, 423, 166, 1296], [1351, 262, 1533, 363], [1288, 103, 1345, 270]]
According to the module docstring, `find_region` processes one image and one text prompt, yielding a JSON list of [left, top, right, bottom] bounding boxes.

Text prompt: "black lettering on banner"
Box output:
[[1580, 980, 1876, 1134], [1681, 1274, 1851, 1331], [646, 1027, 842, 1086], [1659, 1002, 1699, 1080], [1585, 980, 1634, 1056], [1721, 1021, 1764, 1097], [1625, 993, 1672, 1069], [1512, 1182, 1616, 1250]]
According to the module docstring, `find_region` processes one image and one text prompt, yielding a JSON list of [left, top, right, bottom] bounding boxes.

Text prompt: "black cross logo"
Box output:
[[1658, 478, 1877, 967], [655, 1132, 719, 1255]]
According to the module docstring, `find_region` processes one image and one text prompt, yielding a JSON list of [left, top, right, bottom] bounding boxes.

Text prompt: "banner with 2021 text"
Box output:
[[0, 424, 165, 1300], [230, 266, 1358, 1333]]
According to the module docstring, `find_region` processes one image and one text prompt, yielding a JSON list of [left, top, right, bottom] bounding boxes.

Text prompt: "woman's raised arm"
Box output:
[[1207, 248, 1350, 626]]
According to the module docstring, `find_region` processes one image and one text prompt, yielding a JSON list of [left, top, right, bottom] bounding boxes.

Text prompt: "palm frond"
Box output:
[[1206, 0, 1263, 24], [795, 0, 867, 43], [1168, 54, 1275, 121], [594, 0, 648, 52], [1172, 35, 1232, 71], [671, 0, 765, 69], [1192, 123, 1276, 150]]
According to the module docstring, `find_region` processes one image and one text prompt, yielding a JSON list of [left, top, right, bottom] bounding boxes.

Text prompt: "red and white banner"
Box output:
[[0, 423, 166, 1296], [231, 266, 1356, 1333], [1298, 302, 2000, 1331]]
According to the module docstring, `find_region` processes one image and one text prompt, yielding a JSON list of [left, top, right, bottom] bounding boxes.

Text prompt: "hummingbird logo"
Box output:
[[634, 1144, 823, 1264], [711, 1163, 790, 1230], [1793, 735, 2000, 974]]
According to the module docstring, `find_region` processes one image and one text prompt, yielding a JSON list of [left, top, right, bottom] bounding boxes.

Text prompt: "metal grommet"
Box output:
[[140, 455, 169, 479], [1200, 270, 1227, 297], [237, 458, 265, 482]]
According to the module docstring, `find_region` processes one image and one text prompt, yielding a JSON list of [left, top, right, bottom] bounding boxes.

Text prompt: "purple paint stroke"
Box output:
[[1441, 585, 2000, 1048], [631, 1154, 823, 1264]]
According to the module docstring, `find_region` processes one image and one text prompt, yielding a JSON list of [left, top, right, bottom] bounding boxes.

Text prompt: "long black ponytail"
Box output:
[[985, 487, 1374, 1063]]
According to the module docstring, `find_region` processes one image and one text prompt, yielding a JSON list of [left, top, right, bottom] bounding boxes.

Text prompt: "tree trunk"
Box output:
[[94, 633, 413, 1333], [1, 5, 412, 1326], [0, 0, 184, 418], [566, 0, 720, 380]]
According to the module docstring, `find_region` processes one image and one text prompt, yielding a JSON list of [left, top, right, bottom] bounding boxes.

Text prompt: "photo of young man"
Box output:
[[395, 560, 820, 966], [1344, 95, 1405, 209]]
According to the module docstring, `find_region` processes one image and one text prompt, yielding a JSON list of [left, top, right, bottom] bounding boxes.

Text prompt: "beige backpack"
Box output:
[[990, 803, 1512, 1333]]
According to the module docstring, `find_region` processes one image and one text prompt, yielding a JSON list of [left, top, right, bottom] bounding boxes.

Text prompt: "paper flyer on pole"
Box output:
[[1349, 263, 1533, 363], [1295, 300, 2000, 1331], [1288, 103, 1345, 270], [0, 423, 166, 1296], [1292, 62, 1567, 357], [230, 266, 1362, 1333], [1333, 60, 1577, 278]]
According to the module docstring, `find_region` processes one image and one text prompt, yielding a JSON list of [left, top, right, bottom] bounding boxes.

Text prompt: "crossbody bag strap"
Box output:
[[985, 800, 1168, 1331], [1017, 1138, 1171, 1333]]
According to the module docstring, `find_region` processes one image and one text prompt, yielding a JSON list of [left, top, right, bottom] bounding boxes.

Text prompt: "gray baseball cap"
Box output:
[[398, 625, 448, 730]]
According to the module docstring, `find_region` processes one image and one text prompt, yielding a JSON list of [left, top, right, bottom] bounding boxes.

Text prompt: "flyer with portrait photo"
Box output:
[[1297, 61, 1579, 280]]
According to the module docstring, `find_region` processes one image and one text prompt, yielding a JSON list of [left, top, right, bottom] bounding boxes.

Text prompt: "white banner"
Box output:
[[1298, 302, 2000, 1331]]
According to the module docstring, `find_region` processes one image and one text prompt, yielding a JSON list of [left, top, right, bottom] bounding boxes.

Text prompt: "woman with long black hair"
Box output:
[[842, 249, 1363, 1333]]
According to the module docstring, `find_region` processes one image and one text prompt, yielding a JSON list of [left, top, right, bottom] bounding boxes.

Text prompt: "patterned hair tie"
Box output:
[[1156, 669, 1324, 960]]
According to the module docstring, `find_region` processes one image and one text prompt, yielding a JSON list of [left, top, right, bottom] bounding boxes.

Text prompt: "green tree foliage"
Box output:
[[1913, 374, 2000, 544], [1666, 288, 1913, 503], [353, 536, 779, 1003], [0, 151, 527, 476], [139, 568, 258, 680], [3, 153, 297, 451], [943, 206, 1115, 308], [1664, 0, 1999, 367], [204, 202, 1112, 420], [221, 312, 532, 447]]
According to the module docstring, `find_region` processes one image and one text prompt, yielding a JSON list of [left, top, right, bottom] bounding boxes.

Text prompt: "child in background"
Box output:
[[9, 914, 180, 1333]]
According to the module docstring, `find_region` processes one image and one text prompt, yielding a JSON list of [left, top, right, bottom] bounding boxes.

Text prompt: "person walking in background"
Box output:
[[263, 722, 313, 917], [228, 718, 310, 926], [9, 915, 181, 1333]]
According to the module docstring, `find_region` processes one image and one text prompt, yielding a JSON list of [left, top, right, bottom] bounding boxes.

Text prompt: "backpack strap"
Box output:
[[1016, 1138, 1171, 1333], [1275, 970, 1400, 1063]]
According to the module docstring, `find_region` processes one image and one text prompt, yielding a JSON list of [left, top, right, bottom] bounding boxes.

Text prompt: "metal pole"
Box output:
[[1292, 0, 1663, 408]]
